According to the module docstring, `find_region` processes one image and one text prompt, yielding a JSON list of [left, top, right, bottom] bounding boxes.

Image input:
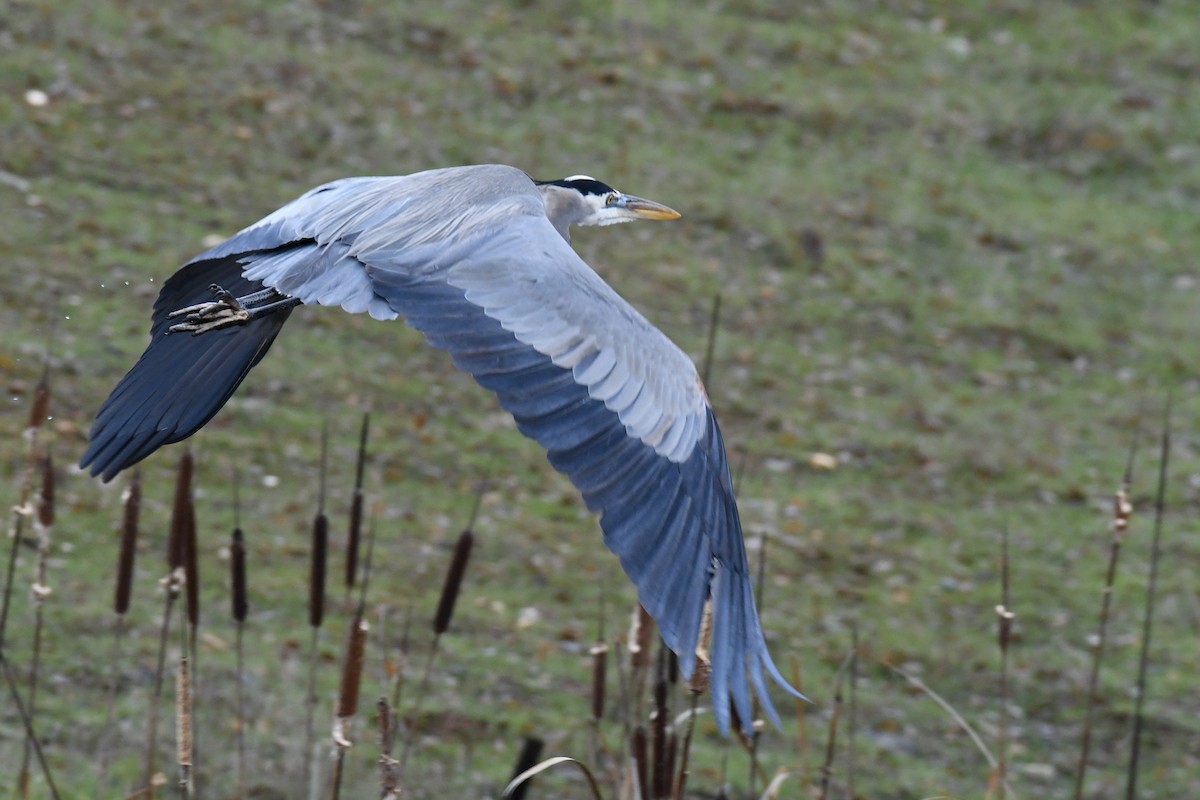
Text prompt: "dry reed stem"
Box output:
[[1073, 426, 1138, 800], [400, 502, 479, 775], [1, 373, 50, 651], [502, 756, 603, 800], [19, 454, 55, 797], [146, 566, 183, 797], [848, 625, 859, 800], [790, 657, 808, 790], [885, 662, 1019, 799], [97, 472, 141, 799], [816, 646, 853, 800], [671, 691, 699, 800], [997, 525, 1014, 800], [230, 525, 248, 799], [176, 654, 193, 796], [1126, 398, 1171, 800], [377, 699, 401, 799], [0, 653, 62, 800]]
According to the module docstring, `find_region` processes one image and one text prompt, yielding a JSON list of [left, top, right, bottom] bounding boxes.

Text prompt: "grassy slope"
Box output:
[[1, 0, 1198, 796]]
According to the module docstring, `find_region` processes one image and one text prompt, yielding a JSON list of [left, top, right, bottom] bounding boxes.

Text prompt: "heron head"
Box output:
[[536, 175, 681, 234]]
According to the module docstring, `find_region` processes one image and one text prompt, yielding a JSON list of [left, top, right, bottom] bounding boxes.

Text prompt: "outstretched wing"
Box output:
[[237, 165, 798, 731], [80, 252, 295, 480]]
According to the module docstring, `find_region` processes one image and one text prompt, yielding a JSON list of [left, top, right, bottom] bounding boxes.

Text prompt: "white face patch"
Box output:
[[562, 174, 597, 182]]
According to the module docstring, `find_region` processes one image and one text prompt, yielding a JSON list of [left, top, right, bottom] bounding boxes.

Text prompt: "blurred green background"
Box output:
[[1, 1, 1198, 797]]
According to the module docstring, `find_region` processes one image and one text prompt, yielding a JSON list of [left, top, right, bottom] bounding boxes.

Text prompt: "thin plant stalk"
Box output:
[[1073, 424, 1139, 800], [791, 657, 809, 790], [305, 425, 330, 796], [98, 470, 141, 799], [1125, 398, 1172, 800], [0, 372, 50, 651], [996, 524, 1015, 800], [816, 646, 854, 800], [18, 454, 55, 798], [147, 454, 192, 795], [331, 517, 377, 800], [398, 524, 474, 773], [176, 613, 193, 799], [848, 625, 859, 800], [230, 473, 249, 800], [0, 653, 62, 800]]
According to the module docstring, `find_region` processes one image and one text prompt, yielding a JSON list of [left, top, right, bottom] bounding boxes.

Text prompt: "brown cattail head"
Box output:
[[309, 512, 328, 628], [231, 528, 248, 623], [183, 495, 200, 629], [433, 529, 473, 635], [27, 377, 50, 431], [346, 491, 363, 589], [115, 473, 141, 615], [168, 452, 194, 570], [589, 641, 608, 721], [37, 454, 55, 528], [336, 616, 369, 719], [629, 604, 655, 670]]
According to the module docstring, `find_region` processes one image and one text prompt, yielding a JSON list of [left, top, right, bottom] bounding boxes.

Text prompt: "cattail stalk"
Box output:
[[0, 654, 61, 800], [231, 523, 248, 800], [1, 372, 51, 652], [98, 472, 141, 799], [146, 454, 191, 794], [399, 526, 474, 773], [304, 426, 330, 795], [377, 699, 401, 799], [176, 652, 193, 797], [18, 455, 55, 797], [996, 527, 1014, 800], [1074, 426, 1138, 800], [1126, 399, 1172, 800], [817, 645, 854, 800]]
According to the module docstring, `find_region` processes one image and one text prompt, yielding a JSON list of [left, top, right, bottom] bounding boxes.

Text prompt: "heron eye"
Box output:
[[606, 193, 618, 205]]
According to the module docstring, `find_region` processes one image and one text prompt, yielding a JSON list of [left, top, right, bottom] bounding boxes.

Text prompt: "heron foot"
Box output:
[[168, 283, 251, 334]]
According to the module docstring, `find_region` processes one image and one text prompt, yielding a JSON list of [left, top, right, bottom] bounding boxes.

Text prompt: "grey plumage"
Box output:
[[80, 164, 799, 732]]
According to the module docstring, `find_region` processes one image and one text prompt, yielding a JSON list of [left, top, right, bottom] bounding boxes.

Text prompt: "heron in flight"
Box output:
[[80, 164, 798, 732]]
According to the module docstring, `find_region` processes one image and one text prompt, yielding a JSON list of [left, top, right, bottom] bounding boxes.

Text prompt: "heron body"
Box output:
[[81, 164, 798, 732]]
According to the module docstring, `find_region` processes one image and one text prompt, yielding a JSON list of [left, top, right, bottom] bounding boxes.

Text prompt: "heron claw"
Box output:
[[167, 284, 251, 334]]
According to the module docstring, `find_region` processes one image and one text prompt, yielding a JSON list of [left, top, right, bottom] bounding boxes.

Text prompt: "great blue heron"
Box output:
[[80, 164, 799, 732]]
